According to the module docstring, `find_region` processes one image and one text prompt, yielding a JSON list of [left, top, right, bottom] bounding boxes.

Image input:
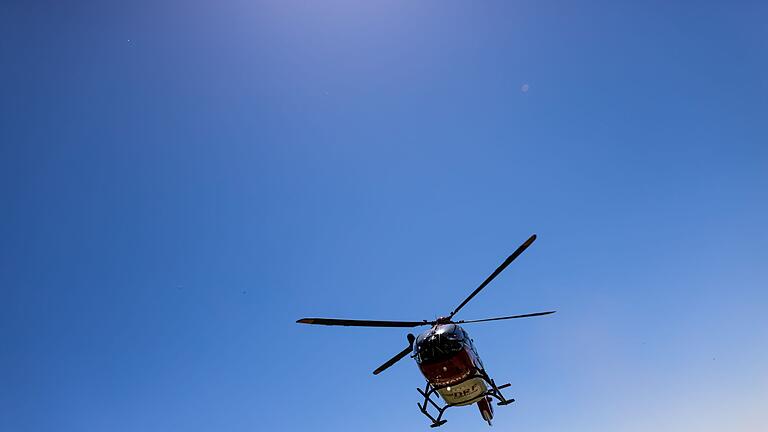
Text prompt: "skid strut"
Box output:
[[417, 381, 448, 427], [416, 370, 516, 427]]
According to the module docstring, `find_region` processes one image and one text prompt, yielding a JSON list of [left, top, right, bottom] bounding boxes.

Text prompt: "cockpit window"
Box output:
[[415, 325, 465, 363]]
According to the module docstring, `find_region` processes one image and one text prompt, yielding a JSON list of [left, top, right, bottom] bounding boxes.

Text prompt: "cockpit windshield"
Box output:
[[414, 324, 467, 364]]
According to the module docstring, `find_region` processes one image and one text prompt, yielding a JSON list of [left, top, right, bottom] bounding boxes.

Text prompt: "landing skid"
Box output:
[[416, 369, 515, 428]]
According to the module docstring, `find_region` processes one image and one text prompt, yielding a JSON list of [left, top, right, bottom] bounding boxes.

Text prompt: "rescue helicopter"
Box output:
[[297, 234, 555, 427]]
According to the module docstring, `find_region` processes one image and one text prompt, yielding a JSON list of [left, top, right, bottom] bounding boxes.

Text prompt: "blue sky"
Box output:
[[2, 1, 767, 431]]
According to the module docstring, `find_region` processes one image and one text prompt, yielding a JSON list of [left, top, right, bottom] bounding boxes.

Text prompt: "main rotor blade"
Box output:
[[448, 234, 537, 319], [297, 318, 429, 328], [373, 334, 416, 375], [456, 310, 556, 324]]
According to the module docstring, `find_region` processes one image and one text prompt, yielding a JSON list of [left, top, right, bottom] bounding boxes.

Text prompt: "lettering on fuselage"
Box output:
[[437, 377, 487, 406], [452, 383, 479, 399]]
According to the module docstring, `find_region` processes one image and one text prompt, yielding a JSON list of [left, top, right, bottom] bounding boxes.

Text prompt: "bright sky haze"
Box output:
[[2, 1, 767, 431]]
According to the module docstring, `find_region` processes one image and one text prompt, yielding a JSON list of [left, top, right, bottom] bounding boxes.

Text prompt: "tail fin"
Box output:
[[477, 396, 494, 426]]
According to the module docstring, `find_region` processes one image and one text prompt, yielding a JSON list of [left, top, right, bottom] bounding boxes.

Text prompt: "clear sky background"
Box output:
[[2, 1, 767, 431]]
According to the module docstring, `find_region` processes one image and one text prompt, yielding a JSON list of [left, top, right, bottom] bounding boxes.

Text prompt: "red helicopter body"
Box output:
[[414, 322, 497, 423]]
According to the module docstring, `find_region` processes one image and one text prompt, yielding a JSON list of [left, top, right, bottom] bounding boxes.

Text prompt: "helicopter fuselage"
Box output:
[[413, 323, 494, 420]]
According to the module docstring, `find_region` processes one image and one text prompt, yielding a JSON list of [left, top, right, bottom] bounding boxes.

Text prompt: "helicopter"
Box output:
[[297, 234, 555, 427]]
